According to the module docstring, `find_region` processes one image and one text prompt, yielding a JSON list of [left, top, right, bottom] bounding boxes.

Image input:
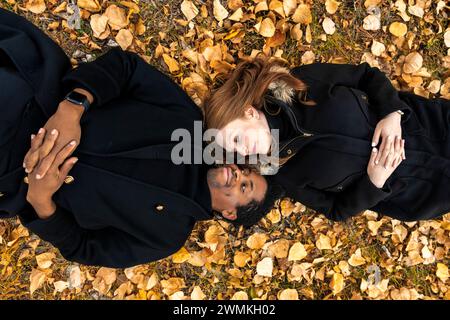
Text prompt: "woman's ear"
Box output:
[[221, 210, 237, 221], [244, 106, 260, 120]]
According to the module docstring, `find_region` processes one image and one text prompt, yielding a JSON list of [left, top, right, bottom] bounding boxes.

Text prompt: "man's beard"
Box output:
[[206, 167, 223, 189]]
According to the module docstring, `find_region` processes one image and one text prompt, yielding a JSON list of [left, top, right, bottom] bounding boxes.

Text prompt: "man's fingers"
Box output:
[[52, 140, 77, 169], [38, 129, 59, 161], [58, 157, 78, 181]]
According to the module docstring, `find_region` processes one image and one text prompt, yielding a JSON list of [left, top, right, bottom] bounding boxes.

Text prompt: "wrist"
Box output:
[[57, 100, 85, 121], [27, 196, 56, 219]]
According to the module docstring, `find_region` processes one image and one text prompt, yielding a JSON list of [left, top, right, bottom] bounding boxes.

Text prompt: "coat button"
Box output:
[[286, 149, 292, 155], [155, 204, 165, 212], [64, 176, 75, 184], [0, 192, 4, 197], [24, 176, 29, 184], [361, 95, 368, 101], [337, 185, 343, 190]]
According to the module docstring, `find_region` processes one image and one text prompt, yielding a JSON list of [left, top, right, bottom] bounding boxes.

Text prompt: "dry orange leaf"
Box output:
[[389, 22, 408, 37], [77, 0, 101, 12], [403, 52, 423, 74], [171, 247, 191, 263], [90, 14, 110, 39], [115, 29, 133, 50], [325, 0, 340, 14], [36, 252, 56, 269], [234, 251, 250, 267], [191, 286, 206, 300], [283, 0, 297, 17], [330, 273, 344, 295], [256, 257, 273, 277], [30, 268, 46, 295], [269, 239, 290, 259], [231, 291, 249, 300], [316, 234, 332, 250], [25, 0, 46, 14], [246, 233, 268, 249], [229, 8, 243, 22], [213, 0, 229, 21], [436, 263, 449, 282], [259, 18, 276, 38], [278, 288, 299, 300], [105, 4, 129, 30], [322, 17, 336, 35], [292, 4, 312, 25], [348, 249, 366, 267], [288, 242, 307, 261], [181, 0, 199, 21], [162, 54, 180, 73]]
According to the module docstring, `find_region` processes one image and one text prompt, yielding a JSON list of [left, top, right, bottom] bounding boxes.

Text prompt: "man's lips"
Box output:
[[223, 166, 234, 187]]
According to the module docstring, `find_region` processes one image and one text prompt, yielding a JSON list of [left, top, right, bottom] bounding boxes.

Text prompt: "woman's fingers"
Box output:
[[371, 127, 381, 148], [23, 128, 46, 173], [379, 135, 393, 167], [369, 147, 378, 166], [391, 136, 401, 168], [401, 139, 406, 160], [375, 135, 386, 164], [58, 157, 78, 183], [50, 140, 77, 173]]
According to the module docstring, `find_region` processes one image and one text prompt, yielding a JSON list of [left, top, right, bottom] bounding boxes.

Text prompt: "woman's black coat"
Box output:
[[268, 63, 450, 222], [0, 9, 212, 268]]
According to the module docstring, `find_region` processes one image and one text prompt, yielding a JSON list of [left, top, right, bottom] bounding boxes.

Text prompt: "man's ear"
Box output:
[[244, 106, 260, 120], [221, 210, 237, 221]]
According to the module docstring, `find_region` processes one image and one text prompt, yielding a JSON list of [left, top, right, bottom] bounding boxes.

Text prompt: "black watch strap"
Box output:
[[64, 91, 91, 111]]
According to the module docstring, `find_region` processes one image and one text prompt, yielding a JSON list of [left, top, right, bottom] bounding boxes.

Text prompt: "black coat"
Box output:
[[0, 9, 212, 268], [268, 63, 450, 222]]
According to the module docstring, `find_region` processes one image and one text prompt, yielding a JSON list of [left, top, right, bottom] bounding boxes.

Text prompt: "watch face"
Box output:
[[66, 91, 87, 104]]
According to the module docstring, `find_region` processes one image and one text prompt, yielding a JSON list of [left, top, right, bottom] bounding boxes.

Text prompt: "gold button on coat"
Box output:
[[64, 176, 75, 184], [155, 205, 164, 212], [286, 149, 292, 155], [0, 192, 4, 197]]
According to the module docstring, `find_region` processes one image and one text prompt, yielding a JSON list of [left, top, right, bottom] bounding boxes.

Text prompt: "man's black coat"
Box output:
[[0, 9, 212, 268], [268, 63, 450, 222]]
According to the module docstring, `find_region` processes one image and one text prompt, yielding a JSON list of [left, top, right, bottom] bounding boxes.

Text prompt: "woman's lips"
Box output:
[[223, 166, 232, 186]]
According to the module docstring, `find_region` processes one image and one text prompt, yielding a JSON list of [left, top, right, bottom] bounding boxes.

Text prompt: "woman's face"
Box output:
[[215, 107, 272, 156]]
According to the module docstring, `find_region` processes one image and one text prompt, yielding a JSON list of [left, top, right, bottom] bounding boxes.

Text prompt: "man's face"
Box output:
[[207, 164, 268, 220]]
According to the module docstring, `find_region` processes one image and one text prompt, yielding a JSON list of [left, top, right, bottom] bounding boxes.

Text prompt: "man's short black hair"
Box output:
[[228, 178, 286, 227]]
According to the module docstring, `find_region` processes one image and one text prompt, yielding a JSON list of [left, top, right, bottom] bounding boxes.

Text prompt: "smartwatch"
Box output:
[[64, 91, 91, 111]]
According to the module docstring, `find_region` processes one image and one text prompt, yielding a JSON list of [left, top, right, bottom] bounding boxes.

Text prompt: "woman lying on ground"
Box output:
[[204, 54, 450, 222]]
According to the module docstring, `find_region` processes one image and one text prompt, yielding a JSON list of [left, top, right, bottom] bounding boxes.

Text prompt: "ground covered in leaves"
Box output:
[[0, 0, 449, 300]]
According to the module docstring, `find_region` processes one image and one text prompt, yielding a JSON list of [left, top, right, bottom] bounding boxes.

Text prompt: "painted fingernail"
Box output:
[[31, 134, 35, 140], [23, 162, 26, 168], [372, 148, 377, 152], [36, 174, 41, 179], [38, 128, 44, 134], [69, 140, 76, 146], [51, 129, 58, 135], [72, 158, 78, 164], [25, 168, 30, 173], [371, 142, 376, 147]]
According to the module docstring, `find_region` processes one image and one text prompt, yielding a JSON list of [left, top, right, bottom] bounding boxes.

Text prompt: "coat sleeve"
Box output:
[[291, 62, 412, 123], [61, 48, 199, 114], [18, 203, 179, 268], [289, 172, 393, 221]]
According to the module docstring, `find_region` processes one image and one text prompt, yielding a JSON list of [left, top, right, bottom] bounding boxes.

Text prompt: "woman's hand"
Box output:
[[26, 134, 79, 219], [371, 111, 406, 165], [367, 136, 404, 188], [23, 88, 92, 178]]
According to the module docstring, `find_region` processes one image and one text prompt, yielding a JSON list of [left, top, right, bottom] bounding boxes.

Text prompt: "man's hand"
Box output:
[[367, 136, 404, 188], [371, 111, 406, 165], [23, 88, 92, 178], [26, 136, 79, 219]]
